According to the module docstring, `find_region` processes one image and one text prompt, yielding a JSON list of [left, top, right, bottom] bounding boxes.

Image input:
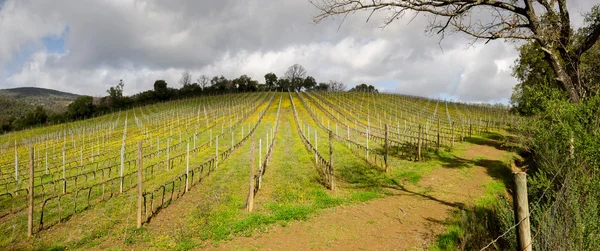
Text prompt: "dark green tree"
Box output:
[[153, 80, 170, 101], [106, 79, 125, 108], [303, 76, 317, 90], [314, 82, 330, 91], [349, 83, 378, 93], [233, 74, 258, 92], [277, 78, 292, 91], [67, 96, 95, 120], [211, 76, 230, 92], [264, 73, 278, 90]]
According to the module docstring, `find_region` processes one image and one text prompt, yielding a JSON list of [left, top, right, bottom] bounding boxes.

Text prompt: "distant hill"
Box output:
[[0, 87, 82, 118]]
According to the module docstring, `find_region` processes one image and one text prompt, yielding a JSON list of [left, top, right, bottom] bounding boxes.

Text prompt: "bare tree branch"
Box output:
[[309, 0, 600, 102]]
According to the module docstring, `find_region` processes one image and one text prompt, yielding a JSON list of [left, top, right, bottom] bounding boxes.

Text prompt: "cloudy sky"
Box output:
[[0, 0, 595, 103]]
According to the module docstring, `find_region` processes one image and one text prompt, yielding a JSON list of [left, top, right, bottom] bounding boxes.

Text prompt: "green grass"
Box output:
[[395, 171, 422, 184], [0, 92, 514, 250]]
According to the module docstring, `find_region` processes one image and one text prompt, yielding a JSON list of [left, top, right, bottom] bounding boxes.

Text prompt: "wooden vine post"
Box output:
[[384, 124, 389, 173], [215, 136, 219, 169], [247, 134, 255, 212], [469, 121, 473, 138], [329, 131, 335, 190], [28, 147, 34, 237], [136, 140, 143, 228], [185, 142, 190, 192], [417, 125, 422, 162], [451, 122, 455, 148], [436, 117, 440, 152], [514, 172, 532, 251], [62, 150, 66, 194]]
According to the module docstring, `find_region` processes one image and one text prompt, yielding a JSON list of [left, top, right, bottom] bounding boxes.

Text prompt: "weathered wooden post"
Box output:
[[185, 143, 190, 192], [366, 126, 369, 161], [247, 134, 255, 212], [384, 124, 389, 173], [215, 136, 219, 169], [451, 122, 455, 148], [28, 147, 34, 237], [329, 131, 335, 191], [315, 130, 318, 163], [469, 122, 473, 138], [417, 125, 422, 162], [167, 139, 171, 170], [45, 151, 48, 174], [137, 140, 143, 228], [514, 172, 532, 251], [62, 149, 66, 194], [436, 117, 440, 152]]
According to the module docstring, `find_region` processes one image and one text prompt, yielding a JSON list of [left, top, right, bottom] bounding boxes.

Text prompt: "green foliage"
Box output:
[[314, 82, 329, 91], [11, 106, 48, 130], [522, 96, 600, 250], [106, 79, 125, 107], [277, 78, 291, 91], [67, 96, 95, 120], [303, 76, 317, 90], [510, 42, 566, 115], [264, 72, 278, 90], [210, 75, 231, 92], [349, 83, 378, 93], [232, 74, 258, 92], [153, 80, 170, 101], [511, 41, 600, 115]]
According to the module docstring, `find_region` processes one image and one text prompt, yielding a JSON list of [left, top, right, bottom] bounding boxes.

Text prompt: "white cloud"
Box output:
[[0, 0, 596, 102]]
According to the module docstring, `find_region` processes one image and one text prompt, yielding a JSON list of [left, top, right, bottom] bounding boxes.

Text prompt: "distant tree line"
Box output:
[[0, 63, 378, 134]]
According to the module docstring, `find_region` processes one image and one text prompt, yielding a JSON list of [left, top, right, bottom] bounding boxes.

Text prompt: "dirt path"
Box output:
[[211, 139, 510, 250]]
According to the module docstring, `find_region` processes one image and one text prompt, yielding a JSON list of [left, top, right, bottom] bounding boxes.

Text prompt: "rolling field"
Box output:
[[0, 91, 519, 250]]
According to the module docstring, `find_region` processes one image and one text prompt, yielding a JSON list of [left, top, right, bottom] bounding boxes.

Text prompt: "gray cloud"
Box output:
[[0, 0, 595, 102]]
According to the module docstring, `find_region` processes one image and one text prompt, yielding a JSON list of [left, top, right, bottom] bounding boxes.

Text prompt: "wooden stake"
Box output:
[[451, 122, 455, 148], [436, 117, 440, 152], [137, 140, 143, 228], [417, 125, 422, 161], [514, 172, 532, 251], [186, 143, 190, 192], [384, 124, 389, 173], [329, 131, 335, 191]]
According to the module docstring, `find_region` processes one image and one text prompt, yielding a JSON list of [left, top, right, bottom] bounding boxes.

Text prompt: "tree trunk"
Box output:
[[543, 46, 581, 103]]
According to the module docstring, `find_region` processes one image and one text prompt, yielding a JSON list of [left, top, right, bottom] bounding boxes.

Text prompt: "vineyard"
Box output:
[[0, 91, 519, 249]]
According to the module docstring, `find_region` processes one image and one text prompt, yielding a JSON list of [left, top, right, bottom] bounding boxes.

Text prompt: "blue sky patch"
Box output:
[[3, 26, 68, 77]]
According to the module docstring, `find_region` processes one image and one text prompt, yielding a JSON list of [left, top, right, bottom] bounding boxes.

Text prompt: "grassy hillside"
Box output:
[[0, 87, 81, 118]]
